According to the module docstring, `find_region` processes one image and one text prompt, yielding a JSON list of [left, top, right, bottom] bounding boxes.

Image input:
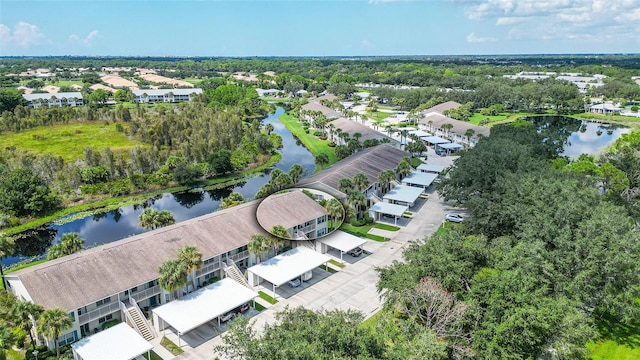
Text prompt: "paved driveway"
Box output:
[[173, 184, 460, 360]]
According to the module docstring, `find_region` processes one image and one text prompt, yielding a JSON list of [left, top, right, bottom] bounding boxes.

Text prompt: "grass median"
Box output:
[[278, 112, 337, 172]]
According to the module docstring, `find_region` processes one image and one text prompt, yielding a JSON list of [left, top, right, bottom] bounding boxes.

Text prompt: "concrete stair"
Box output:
[[128, 306, 154, 341], [223, 260, 252, 289]]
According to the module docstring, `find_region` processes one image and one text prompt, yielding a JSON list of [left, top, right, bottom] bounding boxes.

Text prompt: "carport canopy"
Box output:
[[72, 323, 152, 360], [248, 246, 330, 287], [417, 164, 445, 173], [370, 202, 408, 218], [383, 185, 424, 206], [402, 171, 438, 188], [439, 142, 464, 150], [409, 130, 431, 138], [152, 278, 257, 335], [423, 136, 450, 145], [318, 230, 367, 253]]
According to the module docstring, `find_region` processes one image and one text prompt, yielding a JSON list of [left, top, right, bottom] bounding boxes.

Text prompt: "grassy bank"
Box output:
[[278, 112, 337, 172], [4, 153, 281, 235], [1, 122, 143, 161]]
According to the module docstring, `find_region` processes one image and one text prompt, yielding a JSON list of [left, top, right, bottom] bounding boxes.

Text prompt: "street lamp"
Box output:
[[32, 350, 39, 360]]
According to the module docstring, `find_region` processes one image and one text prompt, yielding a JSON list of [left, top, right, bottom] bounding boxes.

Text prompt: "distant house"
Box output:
[[22, 92, 83, 109], [590, 102, 622, 115], [255, 88, 282, 97], [132, 88, 203, 103]]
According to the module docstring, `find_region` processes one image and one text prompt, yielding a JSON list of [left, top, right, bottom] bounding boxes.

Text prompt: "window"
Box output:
[[97, 314, 113, 324], [95, 296, 111, 307]]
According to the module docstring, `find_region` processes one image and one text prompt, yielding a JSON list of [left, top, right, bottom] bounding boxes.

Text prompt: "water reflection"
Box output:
[[4, 108, 316, 268]]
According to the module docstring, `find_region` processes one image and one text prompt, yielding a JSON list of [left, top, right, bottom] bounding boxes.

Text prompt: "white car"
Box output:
[[288, 278, 301, 288], [444, 213, 465, 223]]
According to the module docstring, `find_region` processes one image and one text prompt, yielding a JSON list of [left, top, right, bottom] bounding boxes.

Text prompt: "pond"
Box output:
[[529, 115, 630, 157], [4, 107, 316, 268]]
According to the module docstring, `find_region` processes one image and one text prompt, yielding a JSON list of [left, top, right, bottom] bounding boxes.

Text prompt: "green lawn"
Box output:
[[588, 311, 640, 359], [1, 122, 142, 162], [329, 259, 346, 268], [373, 223, 400, 231], [573, 112, 640, 125], [468, 113, 509, 125], [160, 336, 184, 355], [279, 112, 338, 172], [258, 291, 278, 304], [365, 111, 394, 122], [340, 223, 390, 242]]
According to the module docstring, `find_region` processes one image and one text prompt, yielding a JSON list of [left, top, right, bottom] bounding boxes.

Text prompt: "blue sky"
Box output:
[[1, 0, 639, 56]]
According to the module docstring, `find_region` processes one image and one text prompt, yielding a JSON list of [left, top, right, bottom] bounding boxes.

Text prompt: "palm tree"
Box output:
[[347, 191, 366, 220], [158, 259, 188, 300], [10, 301, 43, 351], [139, 208, 158, 230], [265, 123, 274, 135], [327, 123, 336, 143], [0, 233, 14, 290], [338, 178, 354, 194], [397, 129, 409, 148], [38, 308, 72, 358], [377, 169, 396, 195], [325, 199, 344, 230], [315, 153, 329, 169], [156, 210, 176, 228], [248, 234, 270, 263], [179, 246, 203, 292], [353, 172, 369, 192], [0, 323, 15, 360], [220, 192, 245, 209], [59, 233, 84, 254], [396, 158, 412, 180], [441, 123, 454, 137], [464, 128, 475, 147], [353, 132, 362, 143], [139, 208, 175, 230], [270, 225, 290, 240], [288, 164, 304, 184]]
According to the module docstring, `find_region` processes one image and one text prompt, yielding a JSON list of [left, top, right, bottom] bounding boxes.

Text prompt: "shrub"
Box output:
[[328, 142, 337, 147], [101, 318, 121, 330], [313, 131, 323, 136], [364, 216, 374, 224]]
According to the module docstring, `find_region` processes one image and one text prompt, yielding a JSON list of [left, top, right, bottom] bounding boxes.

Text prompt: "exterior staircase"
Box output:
[[122, 299, 155, 341], [368, 193, 382, 204], [295, 230, 309, 240], [223, 259, 252, 289]]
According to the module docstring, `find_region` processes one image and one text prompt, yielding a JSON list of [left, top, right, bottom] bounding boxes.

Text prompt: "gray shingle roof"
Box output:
[[256, 190, 327, 230], [298, 144, 408, 197], [421, 113, 490, 137], [423, 101, 461, 114], [329, 118, 392, 142], [11, 201, 265, 311]]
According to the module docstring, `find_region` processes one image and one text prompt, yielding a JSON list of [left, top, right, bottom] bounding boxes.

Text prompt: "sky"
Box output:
[[1, 0, 639, 57]]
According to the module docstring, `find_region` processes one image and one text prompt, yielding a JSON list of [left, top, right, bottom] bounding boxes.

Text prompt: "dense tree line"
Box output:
[[373, 121, 640, 358]]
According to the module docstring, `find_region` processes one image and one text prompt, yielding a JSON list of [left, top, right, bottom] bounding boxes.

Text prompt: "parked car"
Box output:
[[220, 311, 236, 322], [288, 278, 301, 288], [236, 303, 250, 314], [347, 247, 363, 257], [444, 213, 465, 223]]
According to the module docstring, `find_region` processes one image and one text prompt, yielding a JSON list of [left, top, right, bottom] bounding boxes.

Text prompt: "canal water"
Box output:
[[5, 108, 316, 267]]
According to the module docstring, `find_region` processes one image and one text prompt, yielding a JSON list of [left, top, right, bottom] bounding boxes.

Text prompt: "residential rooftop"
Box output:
[[298, 144, 408, 197], [9, 201, 265, 311], [256, 190, 327, 231]]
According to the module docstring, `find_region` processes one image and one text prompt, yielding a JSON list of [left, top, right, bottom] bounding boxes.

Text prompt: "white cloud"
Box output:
[[466, 32, 497, 43], [69, 30, 99, 46], [0, 21, 44, 50], [362, 39, 373, 48], [460, 0, 640, 42]]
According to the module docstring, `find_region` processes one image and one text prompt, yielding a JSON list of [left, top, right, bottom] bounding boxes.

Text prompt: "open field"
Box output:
[[279, 112, 338, 171], [1, 122, 142, 161]]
